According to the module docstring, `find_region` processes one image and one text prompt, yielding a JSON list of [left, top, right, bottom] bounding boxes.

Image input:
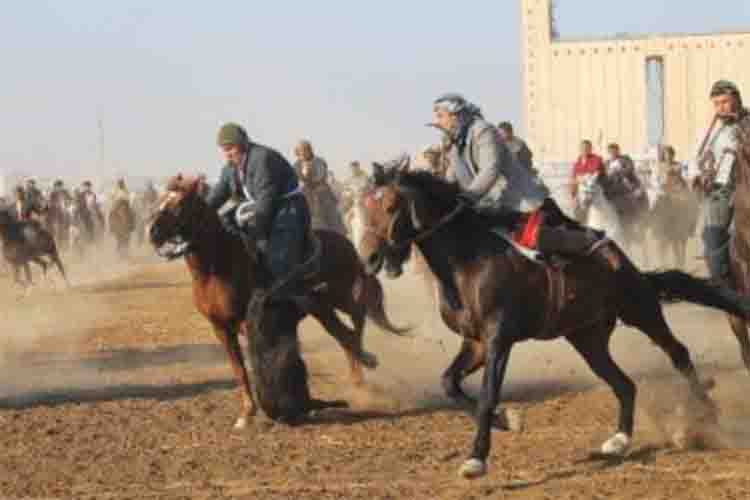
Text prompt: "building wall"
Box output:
[[521, 0, 750, 164]]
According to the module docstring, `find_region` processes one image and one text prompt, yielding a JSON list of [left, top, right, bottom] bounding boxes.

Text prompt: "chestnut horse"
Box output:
[[363, 165, 750, 479], [727, 119, 750, 371], [149, 175, 406, 429]]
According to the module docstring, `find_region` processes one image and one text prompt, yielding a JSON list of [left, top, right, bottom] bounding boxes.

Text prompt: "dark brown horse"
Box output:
[[108, 198, 135, 258], [727, 119, 750, 371], [0, 209, 68, 287], [149, 175, 406, 429], [362, 165, 750, 479]]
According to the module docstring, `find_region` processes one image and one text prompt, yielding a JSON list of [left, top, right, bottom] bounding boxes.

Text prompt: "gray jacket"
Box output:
[[446, 119, 549, 212]]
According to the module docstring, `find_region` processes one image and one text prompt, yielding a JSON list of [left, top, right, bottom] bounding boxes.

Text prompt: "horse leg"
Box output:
[[23, 263, 33, 286], [567, 324, 636, 456], [442, 338, 486, 413], [211, 323, 256, 429], [49, 247, 69, 287], [634, 311, 716, 419], [728, 314, 750, 374], [312, 306, 375, 388], [31, 257, 50, 284], [460, 311, 517, 479]]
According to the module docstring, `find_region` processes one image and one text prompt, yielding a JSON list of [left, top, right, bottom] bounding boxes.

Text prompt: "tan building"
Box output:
[[521, 0, 750, 164]]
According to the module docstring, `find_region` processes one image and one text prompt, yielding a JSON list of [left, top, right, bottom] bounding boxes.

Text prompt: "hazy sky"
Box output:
[[1, 1, 748, 180]]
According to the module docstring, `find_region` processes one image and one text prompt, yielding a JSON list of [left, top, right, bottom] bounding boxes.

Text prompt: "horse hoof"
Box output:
[[493, 408, 525, 432], [600, 432, 631, 456], [459, 458, 487, 479], [233, 417, 248, 430], [359, 351, 379, 370]]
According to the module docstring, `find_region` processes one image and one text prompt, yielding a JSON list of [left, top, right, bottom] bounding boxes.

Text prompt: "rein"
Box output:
[[387, 199, 467, 251]]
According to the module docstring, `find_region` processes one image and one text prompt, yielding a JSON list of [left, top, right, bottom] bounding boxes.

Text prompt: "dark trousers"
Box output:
[[701, 191, 733, 285], [535, 198, 603, 257]]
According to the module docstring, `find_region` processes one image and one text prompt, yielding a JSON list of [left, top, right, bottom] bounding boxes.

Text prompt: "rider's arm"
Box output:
[[250, 151, 283, 239], [465, 127, 507, 198], [205, 167, 231, 211]]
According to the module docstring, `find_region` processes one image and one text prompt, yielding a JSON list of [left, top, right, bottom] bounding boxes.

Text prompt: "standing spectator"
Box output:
[[570, 139, 604, 221], [497, 121, 535, 173]]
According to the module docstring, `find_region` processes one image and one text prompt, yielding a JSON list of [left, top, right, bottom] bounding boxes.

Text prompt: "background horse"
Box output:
[[149, 175, 406, 429], [363, 165, 750, 479], [576, 172, 625, 246], [108, 198, 136, 258], [0, 209, 68, 288]]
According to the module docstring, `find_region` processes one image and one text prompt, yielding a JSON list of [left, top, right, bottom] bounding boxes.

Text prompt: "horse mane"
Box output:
[[381, 169, 515, 260]]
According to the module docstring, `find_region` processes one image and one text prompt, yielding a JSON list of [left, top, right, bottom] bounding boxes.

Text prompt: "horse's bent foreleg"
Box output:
[[442, 338, 485, 413], [211, 323, 256, 429]]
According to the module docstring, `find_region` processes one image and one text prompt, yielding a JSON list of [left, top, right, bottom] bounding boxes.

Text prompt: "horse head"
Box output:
[[364, 159, 460, 277], [149, 174, 204, 257]]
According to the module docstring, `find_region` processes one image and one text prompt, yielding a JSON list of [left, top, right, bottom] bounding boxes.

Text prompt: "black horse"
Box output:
[[363, 165, 750, 478], [0, 209, 68, 287]]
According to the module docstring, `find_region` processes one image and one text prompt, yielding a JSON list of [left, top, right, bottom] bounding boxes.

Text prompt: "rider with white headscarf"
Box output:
[[428, 94, 621, 307]]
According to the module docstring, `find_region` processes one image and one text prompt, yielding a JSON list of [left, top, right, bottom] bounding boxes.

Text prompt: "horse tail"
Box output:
[[362, 274, 411, 335], [643, 270, 750, 317]]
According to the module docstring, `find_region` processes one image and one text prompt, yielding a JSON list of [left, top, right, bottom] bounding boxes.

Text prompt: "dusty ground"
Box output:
[[1, 240, 750, 500]]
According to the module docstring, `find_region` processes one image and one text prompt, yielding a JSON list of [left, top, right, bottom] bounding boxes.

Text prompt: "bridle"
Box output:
[[153, 190, 211, 260], [370, 185, 466, 251]]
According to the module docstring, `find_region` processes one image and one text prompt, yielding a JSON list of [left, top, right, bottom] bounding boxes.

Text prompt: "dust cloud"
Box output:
[[0, 242, 162, 407]]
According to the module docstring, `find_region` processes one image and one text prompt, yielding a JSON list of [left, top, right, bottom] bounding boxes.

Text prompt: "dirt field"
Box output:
[[2, 242, 750, 500]]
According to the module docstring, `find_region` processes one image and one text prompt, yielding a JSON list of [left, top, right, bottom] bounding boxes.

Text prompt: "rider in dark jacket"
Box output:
[[206, 123, 312, 310]]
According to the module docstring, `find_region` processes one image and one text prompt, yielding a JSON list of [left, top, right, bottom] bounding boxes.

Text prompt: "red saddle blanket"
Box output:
[[513, 209, 545, 249]]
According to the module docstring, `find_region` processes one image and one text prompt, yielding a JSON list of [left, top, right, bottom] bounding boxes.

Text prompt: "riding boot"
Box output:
[[537, 226, 621, 271]]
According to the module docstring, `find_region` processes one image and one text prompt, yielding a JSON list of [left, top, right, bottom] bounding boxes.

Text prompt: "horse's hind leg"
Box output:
[[633, 309, 716, 413], [313, 306, 374, 387], [728, 314, 750, 374], [567, 322, 636, 456]]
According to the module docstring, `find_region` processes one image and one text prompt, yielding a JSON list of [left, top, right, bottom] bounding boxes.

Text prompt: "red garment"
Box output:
[[513, 209, 545, 249], [572, 154, 604, 178]]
